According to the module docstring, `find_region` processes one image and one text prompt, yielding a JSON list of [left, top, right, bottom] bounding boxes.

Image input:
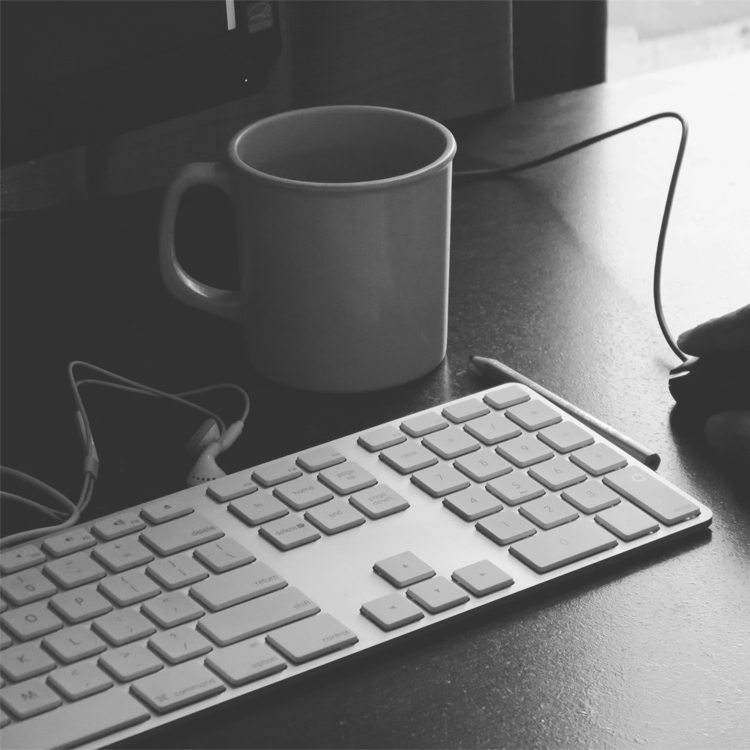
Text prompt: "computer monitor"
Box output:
[[1, 0, 281, 167]]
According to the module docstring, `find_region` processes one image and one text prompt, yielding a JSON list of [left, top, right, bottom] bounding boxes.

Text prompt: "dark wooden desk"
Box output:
[[2, 54, 749, 749]]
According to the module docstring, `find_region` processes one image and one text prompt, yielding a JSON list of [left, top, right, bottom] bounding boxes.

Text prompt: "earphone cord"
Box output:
[[453, 110, 689, 363], [0, 363, 249, 549]]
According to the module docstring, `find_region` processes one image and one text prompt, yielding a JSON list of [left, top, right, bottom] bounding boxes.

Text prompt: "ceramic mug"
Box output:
[[159, 105, 456, 392]]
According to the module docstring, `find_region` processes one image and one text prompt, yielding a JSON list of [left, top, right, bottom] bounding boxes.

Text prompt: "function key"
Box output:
[[442, 398, 490, 423], [358, 425, 406, 452], [141, 498, 193, 524], [400, 412, 449, 437], [252, 458, 303, 487], [483, 384, 530, 410], [297, 445, 346, 472], [42, 528, 97, 557], [0, 544, 46, 575], [229, 490, 289, 527], [206, 473, 258, 503], [506, 399, 562, 431], [92, 512, 146, 541]]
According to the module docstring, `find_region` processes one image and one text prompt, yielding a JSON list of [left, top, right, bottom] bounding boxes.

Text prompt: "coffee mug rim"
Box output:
[[227, 104, 456, 191]]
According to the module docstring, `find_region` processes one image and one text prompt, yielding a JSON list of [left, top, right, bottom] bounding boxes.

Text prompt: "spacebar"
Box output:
[[2, 689, 150, 750]]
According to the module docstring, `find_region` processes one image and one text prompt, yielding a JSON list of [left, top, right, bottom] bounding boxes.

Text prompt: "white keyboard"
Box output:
[[0, 384, 711, 750]]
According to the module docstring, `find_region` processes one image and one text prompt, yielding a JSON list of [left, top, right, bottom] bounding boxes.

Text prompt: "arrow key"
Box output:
[[452, 560, 514, 596], [361, 593, 425, 631]]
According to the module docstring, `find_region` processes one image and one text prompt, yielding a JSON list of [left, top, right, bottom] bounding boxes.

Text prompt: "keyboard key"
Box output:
[[495, 435, 555, 467], [140, 513, 224, 556], [603, 466, 701, 525], [349, 485, 410, 519], [229, 490, 289, 526], [205, 473, 258, 503], [305, 498, 366, 534], [92, 537, 155, 573], [1, 603, 63, 641], [146, 554, 209, 589], [141, 497, 193, 524], [0, 545, 46, 575], [596, 503, 660, 541], [205, 639, 287, 686], [141, 591, 205, 627], [42, 528, 97, 557], [358, 425, 407, 451], [570, 443, 628, 475], [379, 442, 438, 473], [452, 560, 514, 596], [0, 689, 149, 749], [400, 412, 449, 437], [92, 609, 156, 646], [422, 427, 481, 459], [190, 562, 286, 611], [296, 445, 346, 472], [562, 480, 621, 513], [538, 421, 594, 452], [442, 487, 503, 521], [148, 625, 213, 664], [252, 457, 303, 487], [510, 518, 618, 573], [44, 552, 106, 589], [1, 568, 57, 606], [259, 515, 321, 551], [266, 613, 358, 664], [193, 537, 255, 573], [98, 571, 161, 606], [442, 398, 490, 423], [463, 414, 521, 445], [92, 512, 146, 541], [528, 456, 587, 491], [407, 576, 470, 613], [99, 643, 163, 682], [476, 511, 537, 545], [360, 593, 425, 631], [131, 661, 225, 712], [318, 461, 378, 494], [374, 552, 434, 588], [1, 679, 62, 719], [486, 472, 546, 504], [0, 643, 56, 681], [42, 625, 107, 663], [273, 476, 334, 510], [411, 465, 470, 497], [454, 450, 512, 482], [505, 399, 562, 430], [519, 496, 580, 530], [198, 586, 319, 646], [483, 385, 530, 409], [47, 662, 113, 700]]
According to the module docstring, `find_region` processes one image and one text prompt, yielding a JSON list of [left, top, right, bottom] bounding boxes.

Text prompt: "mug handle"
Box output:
[[159, 162, 243, 323]]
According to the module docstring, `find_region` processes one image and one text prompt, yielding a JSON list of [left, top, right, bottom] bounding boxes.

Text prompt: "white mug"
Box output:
[[159, 105, 456, 392]]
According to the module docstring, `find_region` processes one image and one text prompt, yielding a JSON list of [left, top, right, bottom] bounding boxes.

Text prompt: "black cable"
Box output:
[[453, 111, 689, 362]]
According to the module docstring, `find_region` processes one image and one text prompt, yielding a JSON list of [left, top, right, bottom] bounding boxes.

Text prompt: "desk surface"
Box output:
[[2, 54, 750, 749]]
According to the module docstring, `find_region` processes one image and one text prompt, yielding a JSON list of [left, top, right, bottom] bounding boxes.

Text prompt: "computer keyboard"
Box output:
[[0, 383, 712, 750]]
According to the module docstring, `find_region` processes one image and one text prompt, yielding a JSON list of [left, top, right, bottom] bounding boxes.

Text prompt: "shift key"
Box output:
[[197, 586, 320, 646], [140, 513, 223, 555], [603, 465, 700, 525]]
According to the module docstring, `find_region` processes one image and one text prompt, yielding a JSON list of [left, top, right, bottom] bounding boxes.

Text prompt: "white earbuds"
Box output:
[[186, 420, 244, 487]]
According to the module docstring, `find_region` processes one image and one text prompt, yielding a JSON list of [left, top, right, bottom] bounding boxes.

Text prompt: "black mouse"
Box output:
[[669, 348, 750, 416]]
